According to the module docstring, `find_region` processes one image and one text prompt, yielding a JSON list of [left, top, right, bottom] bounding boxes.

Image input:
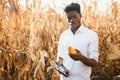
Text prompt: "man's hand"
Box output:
[[69, 49, 82, 61], [53, 61, 70, 77], [69, 49, 98, 67], [65, 69, 70, 76]]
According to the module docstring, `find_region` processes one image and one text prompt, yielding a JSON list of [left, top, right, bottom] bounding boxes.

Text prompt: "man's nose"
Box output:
[[70, 19, 74, 23]]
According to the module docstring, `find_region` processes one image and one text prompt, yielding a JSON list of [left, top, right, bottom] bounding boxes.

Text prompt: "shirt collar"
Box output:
[[77, 25, 84, 33], [69, 25, 85, 34]]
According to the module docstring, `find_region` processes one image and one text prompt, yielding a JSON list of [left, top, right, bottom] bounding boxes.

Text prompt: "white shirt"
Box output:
[[57, 25, 99, 80]]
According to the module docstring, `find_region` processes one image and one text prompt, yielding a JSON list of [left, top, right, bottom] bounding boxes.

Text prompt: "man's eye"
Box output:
[[73, 16, 77, 18]]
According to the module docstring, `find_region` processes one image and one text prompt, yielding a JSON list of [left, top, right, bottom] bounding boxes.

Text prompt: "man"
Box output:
[[56, 3, 99, 80]]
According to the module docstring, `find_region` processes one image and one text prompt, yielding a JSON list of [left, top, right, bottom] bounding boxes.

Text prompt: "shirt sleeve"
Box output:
[[56, 34, 65, 61], [88, 33, 99, 62]]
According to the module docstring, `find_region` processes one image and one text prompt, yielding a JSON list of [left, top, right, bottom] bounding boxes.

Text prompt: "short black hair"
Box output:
[[64, 3, 81, 14]]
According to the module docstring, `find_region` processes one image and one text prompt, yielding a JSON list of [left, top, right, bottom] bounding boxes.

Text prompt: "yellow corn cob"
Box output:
[[68, 47, 77, 54]]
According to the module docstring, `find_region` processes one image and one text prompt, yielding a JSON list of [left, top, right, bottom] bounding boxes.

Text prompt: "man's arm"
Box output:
[[69, 33, 99, 67], [78, 54, 98, 67], [69, 50, 98, 67]]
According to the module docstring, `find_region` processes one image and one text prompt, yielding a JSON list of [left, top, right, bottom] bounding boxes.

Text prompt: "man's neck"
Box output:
[[71, 24, 81, 34]]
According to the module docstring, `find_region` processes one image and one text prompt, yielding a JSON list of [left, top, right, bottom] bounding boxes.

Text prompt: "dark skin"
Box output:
[[67, 11, 98, 67], [67, 11, 81, 34], [58, 10, 98, 75]]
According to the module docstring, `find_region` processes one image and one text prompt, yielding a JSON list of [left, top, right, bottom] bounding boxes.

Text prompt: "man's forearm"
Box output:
[[79, 55, 98, 67]]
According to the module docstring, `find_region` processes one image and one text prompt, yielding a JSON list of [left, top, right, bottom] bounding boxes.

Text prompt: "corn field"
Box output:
[[0, 0, 120, 80]]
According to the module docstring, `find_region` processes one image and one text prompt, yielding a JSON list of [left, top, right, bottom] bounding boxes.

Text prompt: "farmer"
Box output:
[[56, 3, 99, 80]]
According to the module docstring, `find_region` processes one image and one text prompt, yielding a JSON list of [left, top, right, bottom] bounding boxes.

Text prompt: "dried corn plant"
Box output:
[[82, 1, 120, 80], [0, 0, 120, 80], [0, 0, 68, 80]]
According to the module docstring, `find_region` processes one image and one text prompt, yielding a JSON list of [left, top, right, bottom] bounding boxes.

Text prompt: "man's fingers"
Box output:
[[65, 69, 70, 75]]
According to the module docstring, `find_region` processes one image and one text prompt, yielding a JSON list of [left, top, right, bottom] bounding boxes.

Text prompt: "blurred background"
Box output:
[[0, 0, 120, 80]]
